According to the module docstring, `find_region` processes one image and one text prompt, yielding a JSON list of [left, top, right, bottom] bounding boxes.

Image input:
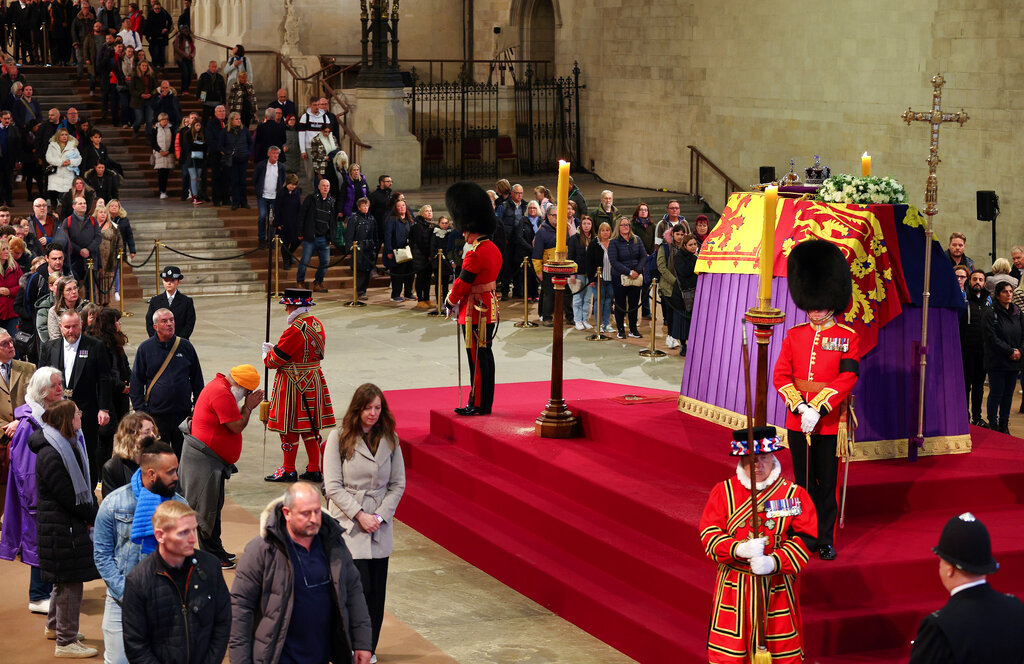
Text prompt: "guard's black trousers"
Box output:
[[463, 322, 496, 413], [787, 430, 838, 549]]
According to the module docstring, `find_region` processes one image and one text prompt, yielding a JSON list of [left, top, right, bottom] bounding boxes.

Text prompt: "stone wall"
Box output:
[[545, 0, 1022, 267]]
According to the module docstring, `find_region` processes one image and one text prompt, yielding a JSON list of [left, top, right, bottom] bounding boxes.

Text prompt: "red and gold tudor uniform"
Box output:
[[699, 430, 817, 664], [446, 236, 502, 414], [264, 288, 336, 481], [773, 318, 859, 556]]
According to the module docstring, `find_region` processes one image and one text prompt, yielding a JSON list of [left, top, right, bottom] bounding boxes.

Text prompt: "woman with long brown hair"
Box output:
[[323, 383, 406, 664]]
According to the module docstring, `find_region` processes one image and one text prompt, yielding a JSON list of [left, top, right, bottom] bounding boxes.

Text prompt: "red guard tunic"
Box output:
[[699, 471, 817, 664], [265, 312, 336, 433], [446, 237, 502, 324], [772, 321, 860, 434]]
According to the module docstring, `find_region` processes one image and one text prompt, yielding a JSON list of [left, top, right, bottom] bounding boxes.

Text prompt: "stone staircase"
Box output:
[[22, 65, 717, 299]]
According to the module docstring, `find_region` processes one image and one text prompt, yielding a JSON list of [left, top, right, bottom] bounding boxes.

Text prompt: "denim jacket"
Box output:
[[93, 472, 187, 601]]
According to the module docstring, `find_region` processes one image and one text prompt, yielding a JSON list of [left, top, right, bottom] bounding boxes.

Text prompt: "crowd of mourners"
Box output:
[[949, 232, 1024, 434]]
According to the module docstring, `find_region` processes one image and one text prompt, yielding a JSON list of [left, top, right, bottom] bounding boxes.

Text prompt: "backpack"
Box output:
[[643, 247, 660, 284]]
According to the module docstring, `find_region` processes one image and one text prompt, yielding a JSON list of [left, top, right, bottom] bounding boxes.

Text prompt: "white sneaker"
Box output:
[[28, 598, 49, 613], [665, 336, 679, 349], [370, 656, 378, 664], [583, 321, 594, 330], [574, 321, 585, 331], [54, 641, 97, 658], [159, 192, 169, 199], [602, 324, 615, 333]]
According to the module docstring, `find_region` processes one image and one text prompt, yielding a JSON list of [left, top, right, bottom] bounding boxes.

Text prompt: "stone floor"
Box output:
[[120, 290, 684, 664]]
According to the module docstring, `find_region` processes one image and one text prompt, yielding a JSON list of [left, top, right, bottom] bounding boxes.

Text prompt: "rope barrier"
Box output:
[[125, 245, 157, 269]]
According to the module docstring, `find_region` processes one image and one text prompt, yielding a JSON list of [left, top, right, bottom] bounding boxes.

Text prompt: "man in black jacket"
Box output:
[[204, 105, 228, 205], [130, 307, 204, 457], [229, 482, 371, 664], [960, 268, 989, 427], [0, 110, 20, 206], [83, 161, 120, 203], [58, 196, 101, 288], [196, 60, 226, 124], [145, 266, 196, 339], [39, 310, 113, 482], [367, 174, 392, 263], [908, 512, 1024, 663], [142, 0, 172, 69], [122, 501, 231, 664], [496, 183, 527, 299], [297, 179, 335, 291]]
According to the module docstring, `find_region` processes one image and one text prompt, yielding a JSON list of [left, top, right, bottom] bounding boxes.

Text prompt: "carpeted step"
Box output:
[[399, 465, 710, 664], [401, 433, 716, 622], [425, 407, 712, 559]]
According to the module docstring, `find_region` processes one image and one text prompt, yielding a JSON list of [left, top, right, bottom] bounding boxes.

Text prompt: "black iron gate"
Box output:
[[514, 62, 582, 175], [409, 62, 582, 182], [409, 70, 499, 182]]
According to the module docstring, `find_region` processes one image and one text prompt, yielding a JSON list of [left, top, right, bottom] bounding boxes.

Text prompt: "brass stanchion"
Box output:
[[639, 278, 667, 358], [427, 249, 443, 316], [586, 267, 610, 341], [273, 236, 281, 296], [86, 258, 95, 303], [117, 250, 133, 317], [151, 239, 160, 302], [343, 241, 366, 307], [513, 257, 538, 328]]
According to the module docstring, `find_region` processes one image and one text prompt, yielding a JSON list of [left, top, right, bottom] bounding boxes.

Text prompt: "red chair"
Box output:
[[461, 136, 483, 170], [424, 135, 444, 164], [496, 134, 520, 176]]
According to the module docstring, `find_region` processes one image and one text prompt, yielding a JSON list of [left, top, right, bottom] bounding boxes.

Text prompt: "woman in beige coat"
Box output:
[[323, 383, 406, 663]]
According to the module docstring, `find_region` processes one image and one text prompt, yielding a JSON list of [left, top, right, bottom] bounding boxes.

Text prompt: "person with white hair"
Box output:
[[0, 366, 63, 615]]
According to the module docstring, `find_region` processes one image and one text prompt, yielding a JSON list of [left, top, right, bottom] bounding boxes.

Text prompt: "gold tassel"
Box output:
[[753, 646, 773, 663], [258, 400, 270, 423], [836, 418, 849, 458]]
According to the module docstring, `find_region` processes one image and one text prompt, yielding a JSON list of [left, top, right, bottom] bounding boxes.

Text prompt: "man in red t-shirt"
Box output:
[[179, 364, 264, 569]]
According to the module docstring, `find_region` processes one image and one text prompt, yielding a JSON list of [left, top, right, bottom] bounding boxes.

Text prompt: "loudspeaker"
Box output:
[[759, 166, 776, 184], [977, 190, 999, 221]]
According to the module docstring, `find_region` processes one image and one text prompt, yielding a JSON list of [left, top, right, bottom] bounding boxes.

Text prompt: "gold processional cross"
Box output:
[[900, 73, 969, 459]]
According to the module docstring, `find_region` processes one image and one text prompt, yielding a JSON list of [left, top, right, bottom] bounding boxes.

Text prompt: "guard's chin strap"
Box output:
[[808, 310, 835, 330], [735, 456, 782, 491]]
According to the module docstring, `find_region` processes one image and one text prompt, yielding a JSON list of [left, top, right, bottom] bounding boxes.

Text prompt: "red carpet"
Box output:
[[389, 380, 1024, 663]]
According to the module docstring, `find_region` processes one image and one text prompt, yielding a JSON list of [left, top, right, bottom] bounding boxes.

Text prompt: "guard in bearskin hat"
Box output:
[[908, 512, 1024, 662], [262, 287, 336, 482], [444, 181, 502, 415], [772, 239, 859, 561], [699, 426, 817, 664]]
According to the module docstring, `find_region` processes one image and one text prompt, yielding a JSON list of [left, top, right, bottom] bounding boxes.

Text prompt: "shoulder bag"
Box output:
[[144, 336, 181, 406]]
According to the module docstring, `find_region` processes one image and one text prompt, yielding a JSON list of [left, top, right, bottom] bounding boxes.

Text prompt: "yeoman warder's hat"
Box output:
[[729, 426, 784, 456], [933, 512, 999, 575], [160, 266, 183, 280], [786, 239, 852, 313], [445, 181, 497, 236], [280, 288, 315, 307]]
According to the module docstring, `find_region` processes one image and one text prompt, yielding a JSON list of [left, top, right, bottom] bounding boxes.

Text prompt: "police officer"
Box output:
[[909, 512, 1024, 663]]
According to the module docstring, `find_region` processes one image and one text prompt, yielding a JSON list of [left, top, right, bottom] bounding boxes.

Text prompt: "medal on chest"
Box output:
[[765, 497, 802, 519], [820, 336, 849, 352]]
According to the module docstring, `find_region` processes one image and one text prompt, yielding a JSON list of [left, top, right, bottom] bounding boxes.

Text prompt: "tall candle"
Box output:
[[555, 160, 570, 255], [759, 186, 778, 304], [861, 152, 871, 177]]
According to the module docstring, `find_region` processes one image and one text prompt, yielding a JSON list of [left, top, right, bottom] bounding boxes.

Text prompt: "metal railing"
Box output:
[[323, 54, 553, 86], [687, 145, 743, 211]]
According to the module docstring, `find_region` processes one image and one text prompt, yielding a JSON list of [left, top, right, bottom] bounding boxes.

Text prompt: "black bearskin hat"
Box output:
[[445, 181, 497, 236], [786, 239, 852, 313]]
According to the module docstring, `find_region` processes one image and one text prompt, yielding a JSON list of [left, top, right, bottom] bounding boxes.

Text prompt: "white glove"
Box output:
[[800, 406, 821, 433], [734, 537, 767, 560], [261, 342, 274, 361], [750, 554, 777, 576]]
